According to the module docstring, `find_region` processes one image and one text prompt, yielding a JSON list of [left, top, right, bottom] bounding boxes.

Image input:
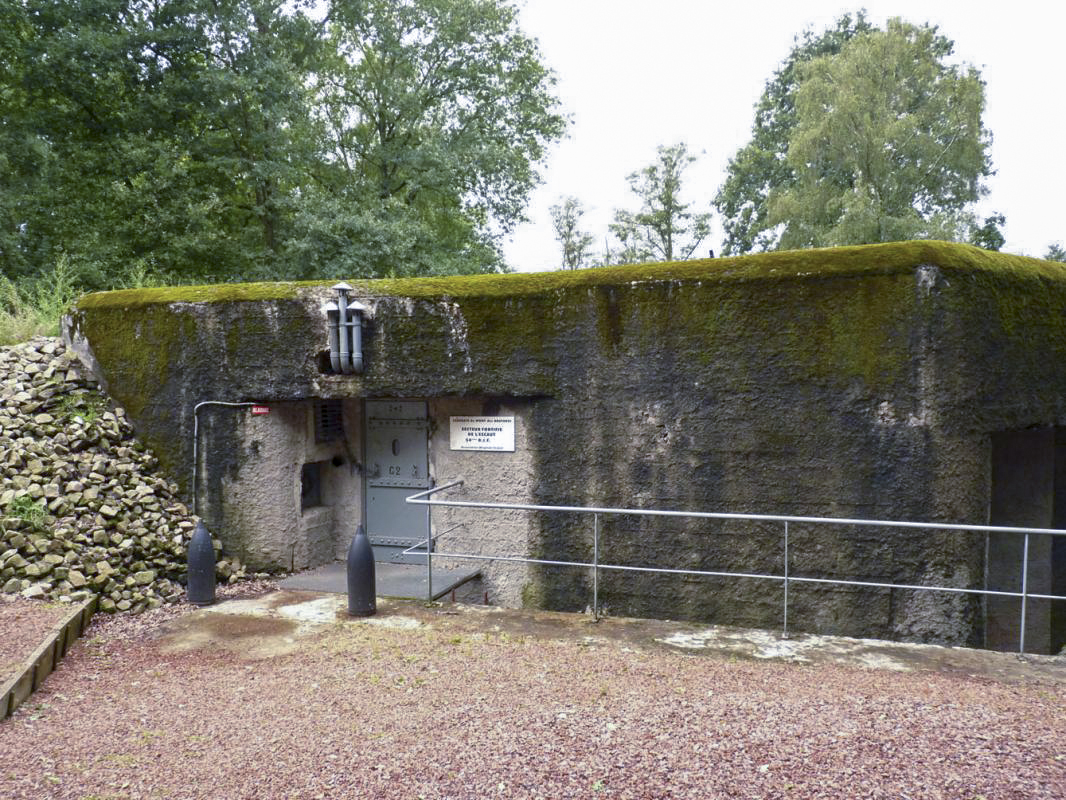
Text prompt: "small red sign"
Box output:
[[251, 406, 270, 415]]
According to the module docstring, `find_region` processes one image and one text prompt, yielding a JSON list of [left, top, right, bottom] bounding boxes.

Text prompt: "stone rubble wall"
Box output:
[[0, 338, 248, 613]]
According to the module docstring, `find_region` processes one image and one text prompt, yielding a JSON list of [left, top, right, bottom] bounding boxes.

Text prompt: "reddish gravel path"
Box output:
[[0, 596, 67, 683], [1, 600, 1064, 800]]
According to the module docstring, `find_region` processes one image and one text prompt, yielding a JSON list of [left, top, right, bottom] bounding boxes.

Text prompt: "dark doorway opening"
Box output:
[[301, 461, 324, 510], [986, 427, 1066, 654]]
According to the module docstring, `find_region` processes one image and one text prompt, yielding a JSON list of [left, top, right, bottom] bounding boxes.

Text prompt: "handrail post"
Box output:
[[426, 479, 434, 602], [592, 513, 600, 621], [782, 520, 790, 639], [1019, 532, 1030, 654]]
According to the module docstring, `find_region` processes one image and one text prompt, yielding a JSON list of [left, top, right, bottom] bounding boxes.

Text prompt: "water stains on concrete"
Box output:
[[154, 591, 1066, 685]]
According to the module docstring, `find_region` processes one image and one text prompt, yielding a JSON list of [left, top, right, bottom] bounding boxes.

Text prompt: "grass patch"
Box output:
[[52, 388, 108, 425], [0, 256, 80, 345], [2, 255, 167, 346], [2, 494, 48, 531]]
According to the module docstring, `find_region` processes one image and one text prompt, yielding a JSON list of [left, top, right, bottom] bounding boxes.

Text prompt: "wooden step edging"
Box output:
[[1, 595, 97, 720]]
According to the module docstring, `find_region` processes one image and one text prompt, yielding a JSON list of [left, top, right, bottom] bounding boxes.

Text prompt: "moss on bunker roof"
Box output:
[[76, 280, 318, 309], [75, 241, 1066, 310]]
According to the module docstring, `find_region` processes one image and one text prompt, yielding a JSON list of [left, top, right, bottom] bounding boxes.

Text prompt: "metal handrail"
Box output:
[[406, 481, 1066, 654]]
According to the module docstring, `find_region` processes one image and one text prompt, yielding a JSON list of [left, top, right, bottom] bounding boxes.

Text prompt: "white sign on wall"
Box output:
[[450, 416, 515, 452]]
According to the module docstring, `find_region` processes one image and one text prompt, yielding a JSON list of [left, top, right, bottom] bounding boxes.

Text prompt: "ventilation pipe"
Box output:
[[327, 282, 366, 374], [347, 298, 366, 373], [326, 299, 341, 373]]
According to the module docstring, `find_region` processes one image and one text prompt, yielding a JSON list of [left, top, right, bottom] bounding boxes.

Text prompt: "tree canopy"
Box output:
[[1045, 244, 1066, 263], [608, 143, 711, 264], [549, 196, 595, 270], [714, 12, 875, 255], [0, 0, 567, 288], [715, 14, 994, 253]]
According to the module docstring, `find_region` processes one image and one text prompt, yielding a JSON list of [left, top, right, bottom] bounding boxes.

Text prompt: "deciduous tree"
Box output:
[[1, 0, 321, 285], [1045, 244, 1066, 263], [715, 14, 993, 253], [608, 143, 711, 264], [969, 213, 1006, 252], [714, 12, 874, 255], [0, 0, 567, 286], [765, 19, 992, 249], [298, 0, 567, 278], [549, 196, 595, 270]]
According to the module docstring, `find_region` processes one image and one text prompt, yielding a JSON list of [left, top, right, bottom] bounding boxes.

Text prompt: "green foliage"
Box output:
[[3, 494, 47, 531], [608, 143, 712, 264], [118, 259, 168, 290], [714, 12, 875, 255], [0, 0, 566, 287], [549, 196, 596, 270], [0, 278, 43, 345], [716, 13, 992, 253], [0, 253, 173, 344], [969, 214, 1006, 252], [0, 255, 81, 344], [24, 254, 81, 329], [767, 19, 991, 249], [1045, 244, 1066, 263], [1, 0, 319, 286], [302, 0, 566, 278], [53, 389, 108, 425]]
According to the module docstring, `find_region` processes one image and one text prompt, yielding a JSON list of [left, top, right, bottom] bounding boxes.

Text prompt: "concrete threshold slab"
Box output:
[[176, 590, 1066, 685], [278, 560, 480, 601]]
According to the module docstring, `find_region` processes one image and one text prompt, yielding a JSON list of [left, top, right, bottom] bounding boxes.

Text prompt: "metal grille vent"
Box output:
[[314, 400, 344, 442]]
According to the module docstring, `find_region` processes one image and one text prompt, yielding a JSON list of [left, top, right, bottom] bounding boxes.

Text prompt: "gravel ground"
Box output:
[[0, 595, 67, 682], [1, 591, 1064, 800]]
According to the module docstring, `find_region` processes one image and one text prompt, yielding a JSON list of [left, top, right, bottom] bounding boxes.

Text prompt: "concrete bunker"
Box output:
[[64, 242, 1066, 652]]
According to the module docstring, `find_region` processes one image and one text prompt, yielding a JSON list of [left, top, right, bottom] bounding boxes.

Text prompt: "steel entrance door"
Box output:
[[365, 400, 430, 563]]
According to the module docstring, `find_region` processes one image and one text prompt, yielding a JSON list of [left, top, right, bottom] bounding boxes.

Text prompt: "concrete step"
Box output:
[[278, 560, 481, 601]]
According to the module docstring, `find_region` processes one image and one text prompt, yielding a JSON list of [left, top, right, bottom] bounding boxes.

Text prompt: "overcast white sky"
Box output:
[[502, 0, 1065, 271]]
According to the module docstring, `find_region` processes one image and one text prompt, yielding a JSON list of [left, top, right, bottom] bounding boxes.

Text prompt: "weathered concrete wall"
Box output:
[[426, 397, 537, 606], [196, 399, 361, 571], [64, 242, 1066, 647], [519, 264, 959, 638]]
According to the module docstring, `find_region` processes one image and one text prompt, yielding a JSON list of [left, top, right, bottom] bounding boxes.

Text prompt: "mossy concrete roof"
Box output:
[[64, 239, 1066, 500], [75, 241, 1066, 310]]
